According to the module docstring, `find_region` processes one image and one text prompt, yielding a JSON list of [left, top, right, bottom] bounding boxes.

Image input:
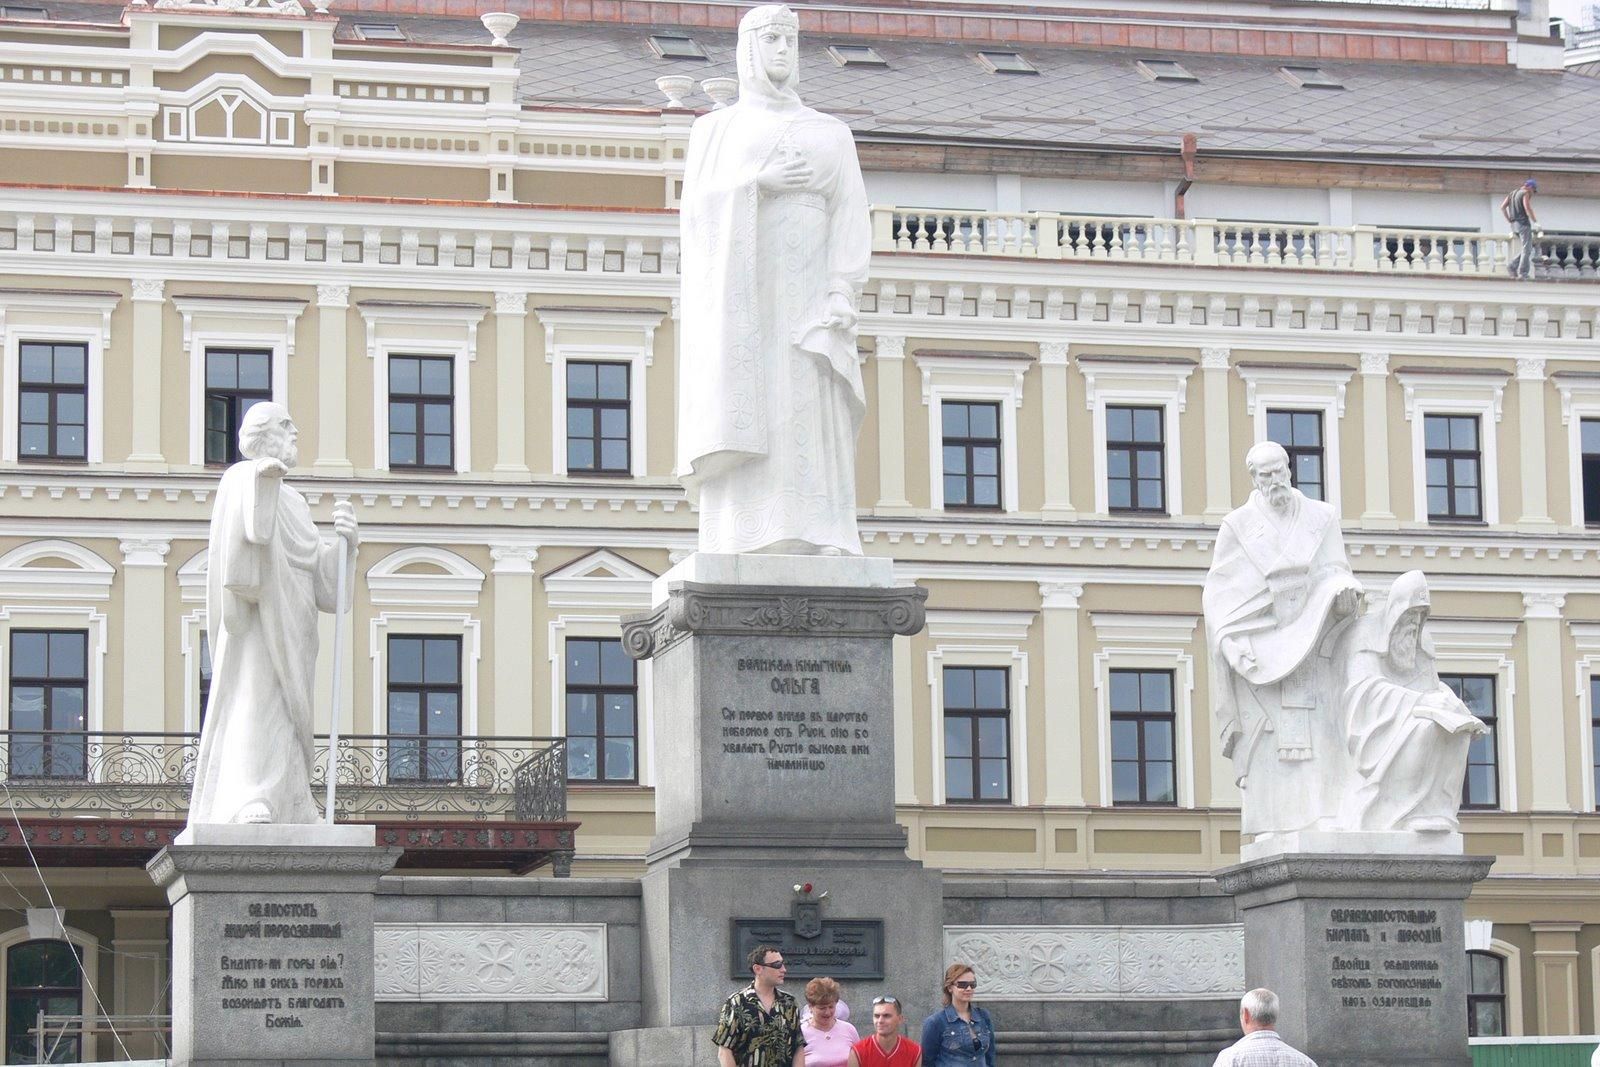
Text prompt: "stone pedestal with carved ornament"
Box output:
[[620, 553, 943, 1031]]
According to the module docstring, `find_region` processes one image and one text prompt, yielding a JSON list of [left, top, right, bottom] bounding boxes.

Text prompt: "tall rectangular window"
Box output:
[[1424, 414, 1482, 521], [941, 401, 1002, 509], [17, 341, 87, 462], [566, 362, 631, 474], [1106, 405, 1165, 513], [388, 355, 454, 470], [564, 638, 637, 782], [1267, 409, 1325, 501], [1466, 952, 1507, 1037], [942, 667, 1009, 803], [1110, 669, 1176, 805], [386, 635, 461, 782], [1582, 418, 1600, 527], [1443, 673, 1497, 809], [204, 348, 271, 465], [7, 630, 87, 780]]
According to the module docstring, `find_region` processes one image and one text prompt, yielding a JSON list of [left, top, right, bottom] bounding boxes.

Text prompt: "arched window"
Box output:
[[1467, 950, 1507, 1037], [5, 939, 82, 1063]]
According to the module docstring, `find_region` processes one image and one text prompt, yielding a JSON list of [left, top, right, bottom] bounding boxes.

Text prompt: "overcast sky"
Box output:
[[1551, 0, 1594, 24]]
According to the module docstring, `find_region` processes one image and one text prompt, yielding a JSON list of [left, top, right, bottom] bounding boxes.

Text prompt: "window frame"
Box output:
[[1080, 358, 1192, 518], [925, 612, 1032, 808], [6, 628, 89, 781], [564, 360, 633, 477], [1090, 612, 1201, 809], [1396, 370, 1504, 526], [1266, 408, 1326, 501], [1422, 412, 1485, 523], [1466, 950, 1508, 1038], [2, 934, 92, 1065], [175, 296, 306, 467], [1108, 667, 1179, 807], [15, 340, 89, 465], [1441, 672, 1499, 810], [940, 665, 1012, 805], [386, 353, 456, 472], [3, 314, 109, 466], [1236, 365, 1351, 510], [384, 633, 464, 784], [1104, 403, 1167, 515], [913, 351, 1029, 514], [1554, 375, 1600, 529], [1426, 619, 1518, 813], [535, 308, 662, 480], [562, 636, 639, 784], [359, 301, 485, 476], [202, 347, 274, 467], [940, 399, 1004, 511]]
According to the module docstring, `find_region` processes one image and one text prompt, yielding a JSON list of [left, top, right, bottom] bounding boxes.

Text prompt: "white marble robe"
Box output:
[[188, 462, 348, 825], [676, 97, 871, 554]]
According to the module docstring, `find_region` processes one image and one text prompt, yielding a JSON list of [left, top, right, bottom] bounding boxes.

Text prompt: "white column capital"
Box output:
[[494, 290, 528, 317], [1516, 357, 1547, 382], [130, 278, 165, 303], [489, 545, 539, 574], [1199, 346, 1231, 370], [119, 537, 171, 568], [1038, 582, 1083, 609], [871, 334, 907, 361], [1523, 591, 1566, 619], [1359, 351, 1390, 376], [316, 284, 350, 309], [1038, 339, 1069, 366]]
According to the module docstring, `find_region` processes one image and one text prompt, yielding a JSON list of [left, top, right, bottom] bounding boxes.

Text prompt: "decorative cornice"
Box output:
[[1214, 854, 1494, 896], [621, 583, 928, 661]]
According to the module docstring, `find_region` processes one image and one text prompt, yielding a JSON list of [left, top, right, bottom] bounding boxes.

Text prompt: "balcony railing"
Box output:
[[870, 207, 1600, 280], [0, 730, 567, 822]]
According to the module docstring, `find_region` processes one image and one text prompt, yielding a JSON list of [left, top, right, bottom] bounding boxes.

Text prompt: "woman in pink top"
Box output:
[[802, 977, 859, 1067]]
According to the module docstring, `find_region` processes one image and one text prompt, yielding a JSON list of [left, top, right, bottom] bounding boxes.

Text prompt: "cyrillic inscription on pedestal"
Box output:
[[1323, 905, 1445, 1013], [216, 899, 355, 1038], [722, 655, 871, 775]]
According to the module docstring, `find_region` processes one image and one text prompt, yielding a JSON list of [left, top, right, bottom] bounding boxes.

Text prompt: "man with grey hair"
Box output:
[[1212, 989, 1316, 1066], [1202, 441, 1366, 846], [188, 402, 357, 825]]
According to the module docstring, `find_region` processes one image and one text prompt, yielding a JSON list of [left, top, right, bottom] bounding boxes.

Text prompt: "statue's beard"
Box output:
[[1264, 483, 1291, 510], [1390, 630, 1418, 670]]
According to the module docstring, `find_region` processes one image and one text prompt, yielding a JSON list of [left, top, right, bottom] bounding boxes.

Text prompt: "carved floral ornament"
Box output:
[[150, 0, 328, 16]]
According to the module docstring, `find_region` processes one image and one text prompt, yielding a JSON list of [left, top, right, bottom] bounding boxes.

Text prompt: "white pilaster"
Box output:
[[1359, 352, 1397, 528], [313, 285, 352, 474], [1040, 582, 1085, 807], [491, 546, 538, 736], [126, 280, 167, 470], [119, 538, 169, 732], [872, 335, 913, 513], [1516, 358, 1555, 529], [1201, 347, 1233, 518], [1524, 591, 1568, 811], [1040, 341, 1076, 518], [493, 292, 531, 478]]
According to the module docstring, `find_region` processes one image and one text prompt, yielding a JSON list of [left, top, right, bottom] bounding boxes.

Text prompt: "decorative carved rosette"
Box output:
[[620, 583, 928, 660]]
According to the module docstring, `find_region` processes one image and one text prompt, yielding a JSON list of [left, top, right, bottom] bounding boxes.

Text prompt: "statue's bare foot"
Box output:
[[1405, 816, 1454, 833], [237, 802, 273, 824]]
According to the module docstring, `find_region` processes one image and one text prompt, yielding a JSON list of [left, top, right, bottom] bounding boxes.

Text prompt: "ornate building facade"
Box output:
[[0, 0, 1598, 1055]]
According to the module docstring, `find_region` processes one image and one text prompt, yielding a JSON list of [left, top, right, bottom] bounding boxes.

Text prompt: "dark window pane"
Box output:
[[568, 441, 595, 470], [1133, 407, 1162, 441], [968, 403, 998, 438], [1111, 719, 1139, 760], [601, 440, 629, 470], [389, 638, 422, 684], [604, 738, 636, 781], [603, 693, 634, 736], [423, 403, 451, 435], [600, 640, 634, 685], [390, 403, 416, 433], [1145, 761, 1176, 804], [973, 476, 999, 507], [1267, 411, 1291, 442], [944, 717, 971, 759], [1106, 406, 1131, 441], [567, 693, 598, 736], [19, 345, 52, 383], [390, 357, 420, 394], [11, 633, 47, 678], [974, 668, 1006, 708], [419, 358, 452, 396], [944, 668, 974, 709], [941, 403, 968, 437], [568, 640, 599, 685], [423, 435, 452, 467], [978, 758, 1009, 800], [388, 692, 420, 734], [567, 362, 597, 399], [944, 759, 973, 800], [425, 691, 459, 733], [422, 638, 457, 684], [568, 737, 597, 780], [1111, 762, 1140, 803], [238, 352, 271, 391], [389, 434, 417, 467], [597, 363, 629, 400], [1583, 418, 1600, 455], [600, 407, 628, 437], [977, 716, 1007, 758], [1424, 415, 1449, 450], [568, 408, 594, 437], [1145, 720, 1174, 761]]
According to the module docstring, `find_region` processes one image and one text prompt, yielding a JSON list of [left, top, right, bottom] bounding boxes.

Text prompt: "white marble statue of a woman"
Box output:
[[676, 3, 871, 555]]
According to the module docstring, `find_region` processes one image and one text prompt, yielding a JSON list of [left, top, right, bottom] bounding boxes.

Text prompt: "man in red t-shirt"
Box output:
[[847, 996, 922, 1067]]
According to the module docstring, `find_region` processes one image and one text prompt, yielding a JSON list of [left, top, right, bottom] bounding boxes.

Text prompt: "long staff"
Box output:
[[324, 528, 349, 824]]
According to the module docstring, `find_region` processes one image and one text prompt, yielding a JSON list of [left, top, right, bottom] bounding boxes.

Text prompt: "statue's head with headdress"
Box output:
[[737, 4, 801, 104], [1378, 570, 1433, 670]]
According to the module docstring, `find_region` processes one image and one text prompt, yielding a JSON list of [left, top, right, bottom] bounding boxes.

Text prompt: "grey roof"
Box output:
[[13, 1, 1600, 162]]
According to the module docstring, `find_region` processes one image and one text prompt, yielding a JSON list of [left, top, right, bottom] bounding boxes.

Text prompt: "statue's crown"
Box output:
[[740, 3, 798, 33]]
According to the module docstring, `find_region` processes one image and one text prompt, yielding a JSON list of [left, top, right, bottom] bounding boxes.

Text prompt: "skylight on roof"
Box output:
[[354, 23, 406, 41], [1137, 59, 1197, 83], [649, 34, 708, 60], [0, 6, 48, 18], [828, 44, 886, 66], [977, 51, 1037, 74], [1280, 65, 1344, 89]]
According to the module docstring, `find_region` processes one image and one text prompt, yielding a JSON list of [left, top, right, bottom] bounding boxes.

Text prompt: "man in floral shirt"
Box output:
[[714, 945, 806, 1067]]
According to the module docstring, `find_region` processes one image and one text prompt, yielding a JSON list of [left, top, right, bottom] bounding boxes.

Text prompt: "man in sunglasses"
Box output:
[[714, 945, 807, 1067], [846, 995, 923, 1067]]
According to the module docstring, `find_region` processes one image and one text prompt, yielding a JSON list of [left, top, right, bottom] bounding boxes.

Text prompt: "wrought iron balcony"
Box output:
[[870, 207, 1600, 281], [0, 730, 567, 823]]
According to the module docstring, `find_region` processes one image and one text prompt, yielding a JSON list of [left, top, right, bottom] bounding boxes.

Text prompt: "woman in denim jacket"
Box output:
[[919, 963, 996, 1066]]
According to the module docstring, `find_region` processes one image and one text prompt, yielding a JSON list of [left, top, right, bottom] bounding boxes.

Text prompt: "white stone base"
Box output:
[[175, 822, 375, 847], [651, 551, 896, 604], [1240, 829, 1462, 862]]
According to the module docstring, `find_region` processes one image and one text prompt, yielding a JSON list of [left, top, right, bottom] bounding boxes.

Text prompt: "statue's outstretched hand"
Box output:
[[820, 291, 857, 331], [757, 155, 812, 192], [1332, 586, 1366, 618], [255, 457, 289, 480]]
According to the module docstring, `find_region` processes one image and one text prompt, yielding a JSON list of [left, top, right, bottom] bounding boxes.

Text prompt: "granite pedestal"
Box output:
[[1214, 853, 1493, 1067], [148, 823, 401, 1067], [620, 555, 940, 1033]]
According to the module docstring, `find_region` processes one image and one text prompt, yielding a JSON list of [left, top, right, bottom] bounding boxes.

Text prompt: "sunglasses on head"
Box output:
[[872, 996, 899, 1006]]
